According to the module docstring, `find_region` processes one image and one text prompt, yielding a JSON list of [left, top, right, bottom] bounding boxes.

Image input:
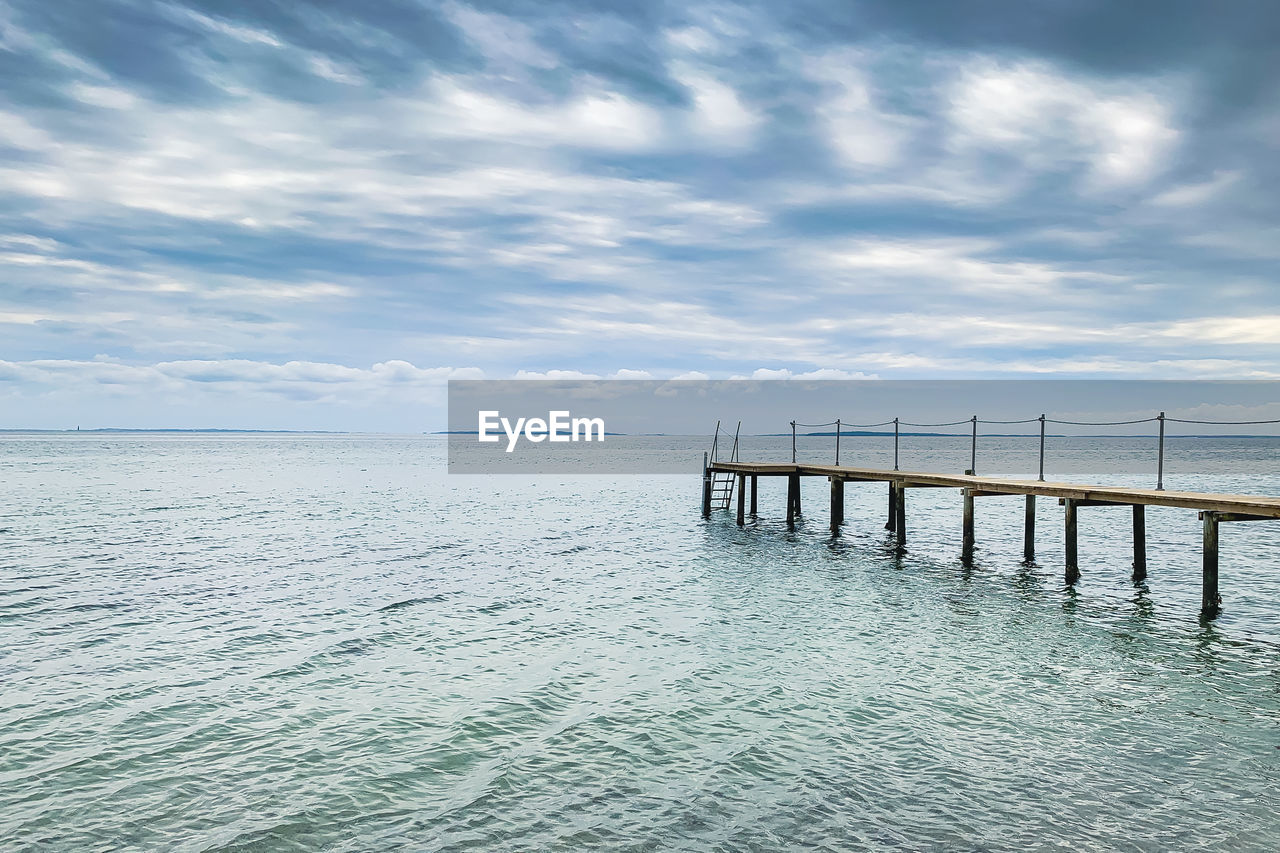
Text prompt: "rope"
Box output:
[[1166, 417, 1280, 425], [899, 419, 972, 428], [1046, 417, 1159, 426], [790, 414, 1278, 429]]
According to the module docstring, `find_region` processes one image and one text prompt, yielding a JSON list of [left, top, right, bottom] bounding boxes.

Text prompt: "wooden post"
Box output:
[[1023, 494, 1036, 562], [962, 488, 975, 564], [793, 474, 802, 517], [736, 473, 745, 527], [1064, 498, 1079, 584], [1132, 504, 1147, 581], [830, 477, 844, 530], [786, 474, 797, 530], [885, 481, 897, 531], [1202, 512, 1220, 617], [701, 452, 711, 518], [750, 475, 758, 516], [895, 483, 906, 548]]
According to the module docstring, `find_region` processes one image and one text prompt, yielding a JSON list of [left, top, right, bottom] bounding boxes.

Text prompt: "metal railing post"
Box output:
[[791, 421, 797, 463], [1038, 414, 1046, 481], [893, 417, 899, 471], [835, 419, 841, 465], [1157, 411, 1165, 490], [969, 415, 977, 475]]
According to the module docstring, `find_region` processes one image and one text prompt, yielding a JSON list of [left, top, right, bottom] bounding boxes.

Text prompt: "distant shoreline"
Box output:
[[0, 428, 351, 435]]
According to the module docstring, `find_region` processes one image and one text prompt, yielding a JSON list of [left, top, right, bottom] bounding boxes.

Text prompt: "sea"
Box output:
[[2, 433, 1278, 851]]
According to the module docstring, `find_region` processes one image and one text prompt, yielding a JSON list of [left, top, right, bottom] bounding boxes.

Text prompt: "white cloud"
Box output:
[[511, 369, 602, 380], [670, 62, 762, 145], [2, 358, 485, 400], [162, 4, 283, 47], [1148, 315, 1280, 345], [736, 368, 878, 380], [808, 53, 913, 169], [443, 2, 558, 69], [1150, 170, 1240, 206], [946, 60, 1179, 187], [817, 237, 1128, 297]]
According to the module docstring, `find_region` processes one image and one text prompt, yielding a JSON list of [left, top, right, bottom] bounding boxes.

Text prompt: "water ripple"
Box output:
[[1, 435, 1278, 851]]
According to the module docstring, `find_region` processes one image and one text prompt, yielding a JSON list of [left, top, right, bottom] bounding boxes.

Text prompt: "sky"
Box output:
[[1, 0, 1278, 430]]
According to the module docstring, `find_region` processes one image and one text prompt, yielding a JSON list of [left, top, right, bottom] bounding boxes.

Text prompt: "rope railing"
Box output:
[[784, 410, 1280, 489], [1046, 417, 1158, 426], [1167, 417, 1280, 425]]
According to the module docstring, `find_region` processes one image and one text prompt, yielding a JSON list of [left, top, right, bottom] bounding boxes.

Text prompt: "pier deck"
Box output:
[[710, 462, 1280, 517], [704, 461, 1280, 617]]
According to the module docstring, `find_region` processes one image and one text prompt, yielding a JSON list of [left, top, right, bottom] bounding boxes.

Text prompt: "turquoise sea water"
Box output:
[[2, 434, 1279, 851]]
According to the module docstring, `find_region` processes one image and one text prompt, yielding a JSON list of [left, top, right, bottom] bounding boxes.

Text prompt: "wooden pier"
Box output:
[[703, 461, 1280, 617]]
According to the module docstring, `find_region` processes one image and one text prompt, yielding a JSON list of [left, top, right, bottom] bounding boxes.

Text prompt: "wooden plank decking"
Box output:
[[708, 461, 1280, 518]]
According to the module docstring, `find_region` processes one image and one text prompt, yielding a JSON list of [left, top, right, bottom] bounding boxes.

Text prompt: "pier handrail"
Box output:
[[784, 411, 1280, 490]]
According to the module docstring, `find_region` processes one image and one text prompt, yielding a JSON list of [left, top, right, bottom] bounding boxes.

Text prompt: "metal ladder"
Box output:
[[708, 420, 740, 510]]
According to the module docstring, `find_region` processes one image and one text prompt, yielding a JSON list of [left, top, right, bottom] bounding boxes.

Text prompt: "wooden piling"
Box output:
[[701, 453, 711, 519], [1202, 512, 1220, 617], [1023, 495, 1036, 562], [794, 476, 802, 517], [962, 488, 975, 564], [736, 473, 745, 527], [1064, 498, 1079, 584], [786, 474, 798, 530], [750, 475, 758, 517], [885, 481, 897, 531], [895, 483, 906, 548], [1132, 504, 1147, 581], [830, 477, 844, 530]]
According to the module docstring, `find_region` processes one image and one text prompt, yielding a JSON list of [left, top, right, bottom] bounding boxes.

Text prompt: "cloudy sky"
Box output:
[[2, 1, 1278, 429]]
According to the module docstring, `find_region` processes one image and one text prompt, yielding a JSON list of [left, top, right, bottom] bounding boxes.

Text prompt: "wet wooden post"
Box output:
[[1023, 495, 1036, 562], [885, 482, 897, 531], [793, 474, 802, 517], [749, 475, 758, 516], [1132, 504, 1147, 581], [894, 483, 906, 548], [736, 473, 746, 526], [962, 488, 975, 564], [1064, 498, 1079, 584], [830, 477, 844, 531], [1202, 511, 1220, 617], [701, 452, 712, 518], [786, 473, 798, 530]]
